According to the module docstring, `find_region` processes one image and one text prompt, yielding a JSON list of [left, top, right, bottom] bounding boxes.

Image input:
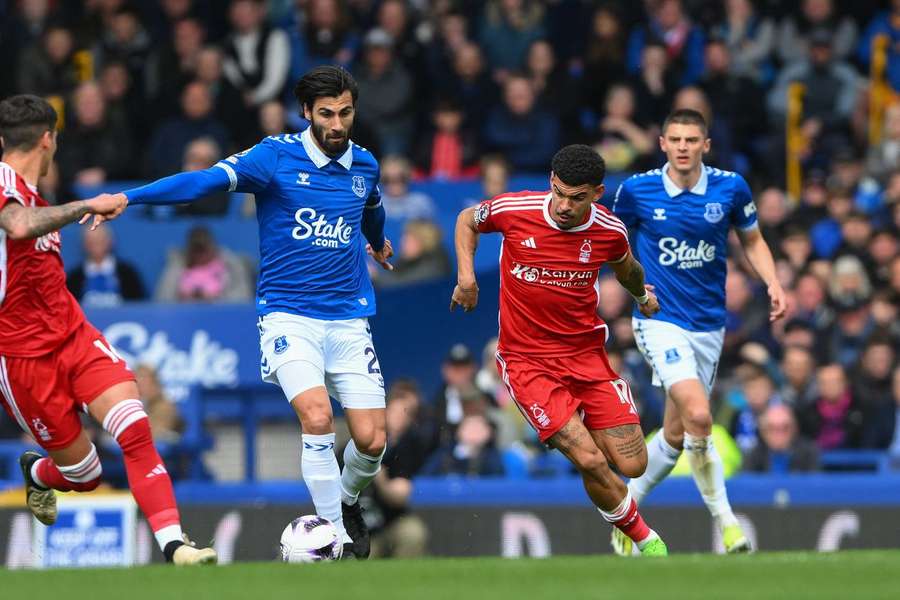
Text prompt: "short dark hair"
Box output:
[[293, 65, 358, 113], [662, 108, 708, 136], [0, 94, 57, 152], [551, 144, 606, 186]]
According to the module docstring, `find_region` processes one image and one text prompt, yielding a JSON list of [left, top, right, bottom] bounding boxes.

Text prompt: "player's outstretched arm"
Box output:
[[610, 251, 659, 318], [0, 194, 127, 239], [738, 227, 787, 321], [450, 206, 480, 312]]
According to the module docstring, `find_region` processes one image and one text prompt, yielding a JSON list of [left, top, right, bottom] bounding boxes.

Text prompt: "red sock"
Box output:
[[601, 492, 652, 544], [116, 417, 181, 532], [34, 457, 101, 492]]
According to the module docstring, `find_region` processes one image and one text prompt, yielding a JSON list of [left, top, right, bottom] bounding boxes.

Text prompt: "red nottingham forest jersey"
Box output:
[[476, 190, 630, 358], [0, 162, 84, 357]]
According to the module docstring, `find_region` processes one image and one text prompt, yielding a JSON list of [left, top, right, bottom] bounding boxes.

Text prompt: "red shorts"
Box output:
[[496, 349, 640, 442], [0, 321, 135, 450]]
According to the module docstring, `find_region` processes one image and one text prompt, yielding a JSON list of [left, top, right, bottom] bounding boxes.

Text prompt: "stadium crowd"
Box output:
[[1, 0, 899, 500]]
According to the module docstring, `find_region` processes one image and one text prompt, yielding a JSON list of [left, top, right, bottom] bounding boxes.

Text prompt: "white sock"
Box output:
[[301, 433, 346, 541], [684, 433, 738, 527], [340, 439, 383, 505], [154, 524, 184, 550], [627, 432, 682, 505]]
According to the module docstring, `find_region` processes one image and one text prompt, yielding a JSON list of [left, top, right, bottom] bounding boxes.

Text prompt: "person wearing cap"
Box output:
[[426, 343, 493, 453], [355, 27, 414, 156]]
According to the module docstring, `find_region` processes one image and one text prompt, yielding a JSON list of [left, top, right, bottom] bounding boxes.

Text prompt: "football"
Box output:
[[279, 515, 341, 563]]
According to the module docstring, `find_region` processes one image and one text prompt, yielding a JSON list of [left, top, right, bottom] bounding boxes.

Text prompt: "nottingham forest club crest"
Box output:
[[352, 175, 367, 198], [704, 202, 724, 223]]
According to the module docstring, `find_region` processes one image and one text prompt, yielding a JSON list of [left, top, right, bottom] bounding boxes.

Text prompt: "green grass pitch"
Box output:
[[3, 551, 898, 599]]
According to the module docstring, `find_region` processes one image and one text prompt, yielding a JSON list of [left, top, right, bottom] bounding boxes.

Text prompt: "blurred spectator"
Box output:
[[376, 0, 426, 96], [631, 41, 678, 126], [722, 269, 770, 368], [443, 42, 499, 130], [828, 255, 872, 309], [778, 0, 857, 65], [479, 154, 511, 201], [222, 0, 291, 111], [427, 343, 493, 452], [413, 99, 480, 180], [195, 45, 254, 147], [709, 0, 776, 83], [375, 219, 450, 288], [588, 83, 654, 173], [743, 404, 820, 473], [626, 0, 705, 86], [835, 212, 875, 272], [868, 230, 899, 289], [858, 0, 900, 92], [672, 85, 738, 171], [0, 0, 54, 96], [146, 81, 231, 178], [887, 367, 900, 464], [99, 60, 149, 145], [364, 380, 429, 558], [780, 346, 819, 408], [355, 28, 414, 156], [865, 104, 900, 186], [525, 39, 580, 140], [145, 17, 206, 120], [810, 190, 853, 259], [17, 24, 81, 97], [380, 156, 436, 221], [135, 364, 183, 443], [581, 5, 627, 105], [478, 0, 546, 80], [852, 337, 897, 449], [174, 137, 231, 216], [755, 187, 789, 242], [57, 81, 135, 192], [729, 364, 780, 453], [156, 226, 254, 302], [791, 272, 833, 332], [289, 0, 358, 83], [767, 29, 860, 170], [425, 10, 470, 92], [258, 100, 290, 138], [483, 74, 559, 172], [66, 225, 145, 306], [421, 413, 505, 477], [93, 6, 152, 85], [799, 363, 862, 450], [793, 172, 829, 229]]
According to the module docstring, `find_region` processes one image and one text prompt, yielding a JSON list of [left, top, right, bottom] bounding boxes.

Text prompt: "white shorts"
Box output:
[[259, 312, 385, 409], [632, 317, 724, 395]]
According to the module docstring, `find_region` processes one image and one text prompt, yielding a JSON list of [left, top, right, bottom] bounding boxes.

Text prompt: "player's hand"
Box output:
[[450, 280, 479, 312], [636, 284, 660, 318], [366, 238, 394, 271], [767, 282, 788, 322], [79, 193, 129, 230]]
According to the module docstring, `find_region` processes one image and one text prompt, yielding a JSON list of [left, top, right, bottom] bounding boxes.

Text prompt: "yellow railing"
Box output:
[[869, 34, 891, 146], [786, 82, 805, 202]]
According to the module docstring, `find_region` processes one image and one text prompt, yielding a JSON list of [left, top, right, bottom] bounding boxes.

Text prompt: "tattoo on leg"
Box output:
[[603, 424, 639, 439], [614, 435, 646, 459]]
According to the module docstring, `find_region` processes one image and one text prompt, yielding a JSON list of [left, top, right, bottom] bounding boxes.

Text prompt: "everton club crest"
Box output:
[[352, 175, 367, 198], [704, 202, 724, 223]]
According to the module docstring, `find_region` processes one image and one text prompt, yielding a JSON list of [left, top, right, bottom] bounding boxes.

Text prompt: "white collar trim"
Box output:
[[542, 194, 597, 232], [662, 162, 708, 197], [300, 128, 353, 170]]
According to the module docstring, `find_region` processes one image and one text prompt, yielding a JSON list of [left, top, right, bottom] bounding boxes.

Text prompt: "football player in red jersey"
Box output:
[[451, 145, 668, 556], [0, 95, 215, 565]]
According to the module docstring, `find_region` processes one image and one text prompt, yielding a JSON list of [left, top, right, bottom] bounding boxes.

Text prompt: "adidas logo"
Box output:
[[146, 463, 168, 478], [520, 237, 537, 249]]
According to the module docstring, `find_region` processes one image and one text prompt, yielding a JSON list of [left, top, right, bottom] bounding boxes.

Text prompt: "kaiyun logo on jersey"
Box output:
[[292, 207, 352, 248]]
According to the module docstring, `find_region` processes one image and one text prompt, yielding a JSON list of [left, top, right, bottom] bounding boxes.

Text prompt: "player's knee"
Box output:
[[300, 411, 334, 435], [618, 455, 647, 479], [355, 433, 386, 458], [683, 409, 712, 434], [662, 428, 684, 451], [571, 446, 609, 475]]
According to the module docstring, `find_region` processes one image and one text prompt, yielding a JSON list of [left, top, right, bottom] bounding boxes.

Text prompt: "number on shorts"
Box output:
[[610, 379, 638, 415], [93, 339, 123, 363], [364, 347, 381, 374]]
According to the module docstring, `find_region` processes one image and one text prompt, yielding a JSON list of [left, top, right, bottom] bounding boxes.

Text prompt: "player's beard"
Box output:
[[311, 121, 351, 156]]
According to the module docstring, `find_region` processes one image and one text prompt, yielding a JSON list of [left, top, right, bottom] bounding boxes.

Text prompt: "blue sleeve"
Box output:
[[857, 14, 887, 66], [626, 29, 644, 75], [362, 171, 385, 251], [731, 175, 758, 231], [215, 139, 280, 194], [124, 167, 231, 205], [612, 179, 639, 229]]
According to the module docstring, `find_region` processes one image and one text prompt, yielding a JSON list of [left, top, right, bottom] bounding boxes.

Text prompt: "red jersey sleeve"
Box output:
[[474, 199, 502, 234], [0, 163, 27, 211], [595, 205, 630, 263]]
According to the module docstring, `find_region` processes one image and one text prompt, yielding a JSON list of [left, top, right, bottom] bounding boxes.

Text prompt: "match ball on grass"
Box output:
[[280, 515, 341, 563]]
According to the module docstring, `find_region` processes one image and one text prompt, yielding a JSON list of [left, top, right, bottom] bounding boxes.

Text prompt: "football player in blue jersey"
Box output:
[[81, 66, 394, 559], [609, 109, 787, 555]]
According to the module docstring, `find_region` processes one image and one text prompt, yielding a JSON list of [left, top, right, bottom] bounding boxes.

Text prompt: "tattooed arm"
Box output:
[[609, 251, 659, 318], [0, 194, 127, 240]]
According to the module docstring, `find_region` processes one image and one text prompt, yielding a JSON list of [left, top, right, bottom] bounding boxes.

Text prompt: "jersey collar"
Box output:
[[300, 128, 354, 170], [662, 162, 708, 197], [542, 193, 597, 232]]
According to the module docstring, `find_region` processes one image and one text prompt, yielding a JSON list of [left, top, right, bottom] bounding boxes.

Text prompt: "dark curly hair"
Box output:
[[0, 94, 57, 152], [551, 144, 606, 186], [293, 65, 359, 113]]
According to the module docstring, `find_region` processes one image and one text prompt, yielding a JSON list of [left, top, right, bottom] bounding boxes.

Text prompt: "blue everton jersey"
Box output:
[[612, 164, 758, 332], [214, 128, 381, 320]]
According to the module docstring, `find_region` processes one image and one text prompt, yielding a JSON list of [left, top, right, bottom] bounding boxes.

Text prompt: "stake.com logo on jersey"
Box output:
[[292, 207, 352, 249], [510, 262, 594, 288]]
